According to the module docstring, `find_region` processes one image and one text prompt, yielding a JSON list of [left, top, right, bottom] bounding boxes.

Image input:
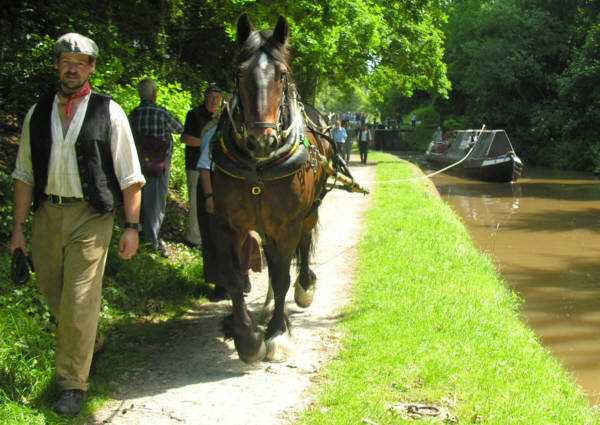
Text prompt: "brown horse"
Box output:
[[209, 13, 335, 363]]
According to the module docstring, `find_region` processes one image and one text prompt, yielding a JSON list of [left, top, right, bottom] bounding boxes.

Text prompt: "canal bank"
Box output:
[[298, 152, 599, 425], [423, 163, 600, 406]]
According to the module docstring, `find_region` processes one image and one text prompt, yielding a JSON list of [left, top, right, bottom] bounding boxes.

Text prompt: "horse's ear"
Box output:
[[237, 13, 252, 45], [273, 15, 289, 45]]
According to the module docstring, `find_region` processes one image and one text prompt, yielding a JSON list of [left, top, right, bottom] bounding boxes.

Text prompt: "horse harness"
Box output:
[[210, 55, 366, 242], [212, 93, 331, 242]]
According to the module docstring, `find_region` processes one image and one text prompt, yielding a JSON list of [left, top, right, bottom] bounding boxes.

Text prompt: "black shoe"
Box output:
[[53, 389, 83, 417]]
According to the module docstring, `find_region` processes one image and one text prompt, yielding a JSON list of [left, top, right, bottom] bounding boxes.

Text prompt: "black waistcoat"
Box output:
[[29, 91, 122, 213]]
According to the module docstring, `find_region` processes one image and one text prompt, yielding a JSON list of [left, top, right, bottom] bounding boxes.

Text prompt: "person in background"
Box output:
[[468, 131, 478, 148], [432, 126, 443, 144], [182, 85, 223, 296], [129, 78, 183, 258], [411, 113, 417, 128], [331, 120, 348, 163], [181, 85, 222, 247], [344, 122, 353, 163], [197, 122, 261, 298], [9, 33, 145, 417], [357, 123, 372, 165]]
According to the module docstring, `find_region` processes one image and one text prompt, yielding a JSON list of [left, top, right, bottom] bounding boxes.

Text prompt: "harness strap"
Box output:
[[251, 174, 269, 244]]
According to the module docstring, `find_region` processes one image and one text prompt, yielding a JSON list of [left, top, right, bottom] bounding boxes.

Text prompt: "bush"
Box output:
[[0, 258, 54, 405], [412, 105, 440, 126], [0, 172, 14, 242], [443, 117, 469, 130], [537, 139, 593, 170]]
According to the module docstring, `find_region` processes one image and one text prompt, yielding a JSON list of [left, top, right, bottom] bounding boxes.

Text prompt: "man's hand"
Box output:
[[10, 226, 27, 256], [118, 228, 139, 259]]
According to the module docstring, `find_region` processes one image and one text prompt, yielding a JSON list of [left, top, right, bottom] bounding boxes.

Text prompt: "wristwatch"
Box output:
[[124, 222, 140, 231], [203, 192, 214, 199]]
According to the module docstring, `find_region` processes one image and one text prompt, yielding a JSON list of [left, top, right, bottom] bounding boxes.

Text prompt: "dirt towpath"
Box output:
[[92, 155, 376, 425]]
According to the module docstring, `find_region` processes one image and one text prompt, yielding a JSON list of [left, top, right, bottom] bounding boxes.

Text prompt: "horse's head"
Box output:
[[233, 13, 297, 161]]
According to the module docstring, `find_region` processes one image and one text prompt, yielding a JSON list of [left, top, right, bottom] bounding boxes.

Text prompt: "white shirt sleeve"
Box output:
[[11, 105, 36, 186], [109, 100, 146, 189]]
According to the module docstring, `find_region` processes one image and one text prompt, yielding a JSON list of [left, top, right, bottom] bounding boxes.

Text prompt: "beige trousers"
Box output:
[[32, 200, 114, 391]]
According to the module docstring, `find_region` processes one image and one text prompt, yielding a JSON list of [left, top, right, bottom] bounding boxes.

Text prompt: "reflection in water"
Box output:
[[427, 163, 600, 405]]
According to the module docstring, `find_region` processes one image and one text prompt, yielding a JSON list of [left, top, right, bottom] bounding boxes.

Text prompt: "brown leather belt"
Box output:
[[47, 195, 82, 204]]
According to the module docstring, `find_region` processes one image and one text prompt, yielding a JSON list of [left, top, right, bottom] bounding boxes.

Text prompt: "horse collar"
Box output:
[[212, 103, 310, 184]]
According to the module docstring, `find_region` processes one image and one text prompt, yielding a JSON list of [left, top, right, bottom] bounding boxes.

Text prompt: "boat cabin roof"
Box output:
[[447, 129, 514, 158]]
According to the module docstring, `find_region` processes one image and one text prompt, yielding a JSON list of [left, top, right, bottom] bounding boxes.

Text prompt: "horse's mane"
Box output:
[[236, 29, 290, 67]]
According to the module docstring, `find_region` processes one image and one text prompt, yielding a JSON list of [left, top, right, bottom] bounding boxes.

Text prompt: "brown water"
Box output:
[[425, 164, 600, 405]]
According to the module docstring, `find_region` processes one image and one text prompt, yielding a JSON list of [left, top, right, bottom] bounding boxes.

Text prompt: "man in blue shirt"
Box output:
[[331, 120, 348, 163], [196, 122, 260, 298]]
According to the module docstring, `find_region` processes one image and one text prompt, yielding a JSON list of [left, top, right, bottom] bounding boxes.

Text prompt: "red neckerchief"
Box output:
[[59, 82, 91, 117]]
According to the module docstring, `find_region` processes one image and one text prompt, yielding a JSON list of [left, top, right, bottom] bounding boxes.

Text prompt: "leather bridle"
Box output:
[[225, 61, 300, 147]]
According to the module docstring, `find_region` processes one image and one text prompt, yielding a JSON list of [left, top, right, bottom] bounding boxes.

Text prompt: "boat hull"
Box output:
[[425, 152, 523, 182]]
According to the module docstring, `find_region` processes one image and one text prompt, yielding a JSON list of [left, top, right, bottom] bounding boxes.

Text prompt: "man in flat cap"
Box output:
[[9, 32, 145, 417], [181, 84, 222, 249]]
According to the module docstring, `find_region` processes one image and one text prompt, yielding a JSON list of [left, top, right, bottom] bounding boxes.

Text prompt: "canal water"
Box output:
[[417, 161, 600, 405]]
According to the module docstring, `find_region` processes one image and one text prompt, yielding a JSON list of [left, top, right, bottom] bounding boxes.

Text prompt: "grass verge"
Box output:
[[297, 151, 600, 425]]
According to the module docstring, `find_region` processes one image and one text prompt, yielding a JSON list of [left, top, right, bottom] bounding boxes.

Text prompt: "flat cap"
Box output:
[[54, 33, 99, 58], [205, 84, 222, 95]]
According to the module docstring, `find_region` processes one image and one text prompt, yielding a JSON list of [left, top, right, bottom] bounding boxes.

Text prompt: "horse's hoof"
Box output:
[[264, 333, 293, 362], [294, 277, 316, 308], [237, 340, 267, 364]]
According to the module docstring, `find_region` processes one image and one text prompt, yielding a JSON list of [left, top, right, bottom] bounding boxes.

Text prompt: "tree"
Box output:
[[557, 10, 600, 142], [1, 0, 450, 129], [441, 0, 590, 162]]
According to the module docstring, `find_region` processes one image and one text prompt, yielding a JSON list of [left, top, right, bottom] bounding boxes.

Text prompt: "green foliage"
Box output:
[[1, 0, 449, 131], [0, 30, 56, 117], [102, 229, 208, 318], [443, 117, 468, 130], [402, 125, 440, 151], [315, 83, 373, 117], [440, 0, 600, 167], [0, 264, 54, 405], [411, 104, 440, 126], [557, 15, 600, 142], [371, 88, 432, 123], [535, 139, 595, 170], [0, 172, 14, 242]]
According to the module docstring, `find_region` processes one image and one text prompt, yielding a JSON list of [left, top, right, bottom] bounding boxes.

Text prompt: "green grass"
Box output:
[[297, 151, 600, 425], [2, 154, 599, 424]]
